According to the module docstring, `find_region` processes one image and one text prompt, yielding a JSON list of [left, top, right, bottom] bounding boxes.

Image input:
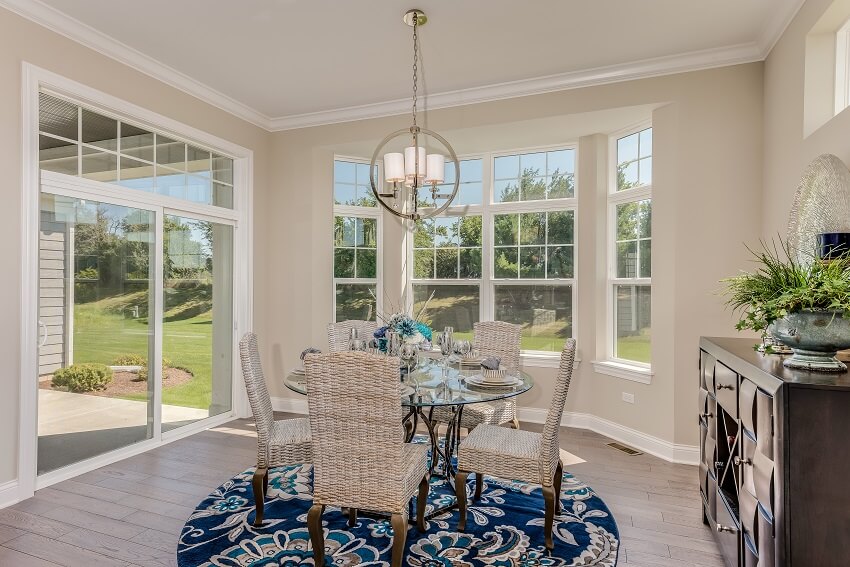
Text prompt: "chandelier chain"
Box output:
[[412, 15, 418, 128]]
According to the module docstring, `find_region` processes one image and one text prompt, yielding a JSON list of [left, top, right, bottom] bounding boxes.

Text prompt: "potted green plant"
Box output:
[[723, 240, 850, 372]]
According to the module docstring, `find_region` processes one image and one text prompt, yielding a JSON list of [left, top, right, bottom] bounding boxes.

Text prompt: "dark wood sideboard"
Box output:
[[699, 337, 850, 567]]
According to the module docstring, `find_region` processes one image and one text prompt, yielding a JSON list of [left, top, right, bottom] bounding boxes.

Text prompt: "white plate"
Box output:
[[466, 374, 521, 387], [458, 357, 484, 366], [291, 367, 306, 376]]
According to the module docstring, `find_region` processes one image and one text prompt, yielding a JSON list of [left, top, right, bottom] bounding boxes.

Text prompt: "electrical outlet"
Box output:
[[622, 392, 635, 404]]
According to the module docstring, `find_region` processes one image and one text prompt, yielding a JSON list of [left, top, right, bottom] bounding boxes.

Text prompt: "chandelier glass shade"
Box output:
[[369, 10, 460, 221]]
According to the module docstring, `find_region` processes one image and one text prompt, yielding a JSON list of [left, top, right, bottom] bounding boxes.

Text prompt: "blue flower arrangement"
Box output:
[[373, 313, 433, 352]]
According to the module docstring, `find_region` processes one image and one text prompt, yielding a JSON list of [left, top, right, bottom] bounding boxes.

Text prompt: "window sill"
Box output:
[[592, 360, 653, 384]]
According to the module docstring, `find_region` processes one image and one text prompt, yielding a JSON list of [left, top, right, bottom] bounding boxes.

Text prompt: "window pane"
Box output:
[[356, 249, 377, 278], [212, 155, 234, 185], [356, 185, 377, 207], [456, 182, 482, 206], [459, 248, 482, 278], [119, 156, 155, 191], [494, 214, 518, 246], [359, 217, 377, 247], [615, 284, 651, 363], [617, 132, 639, 165], [547, 245, 573, 278], [156, 167, 186, 199], [156, 135, 185, 170], [121, 123, 154, 162], [334, 183, 356, 206], [187, 175, 212, 204], [414, 218, 435, 248], [617, 241, 638, 278], [459, 159, 483, 183], [520, 175, 547, 201], [334, 216, 356, 247], [334, 249, 355, 278], [414, 249, 434, 279], [639, 128, 653, 158], [619, 160, 638, 190], [494, 155, 518, 179], [435, 217, 458, 247], [435, 248, 459, 278], [519, 212, 545, 245], [81, 108, 117, 151], [39, 93, 78, 140], [639, 239, 652, 278], [638, 200, 652, 237], [81, 149, 117, 182], [520, 246, 545, 278], [494, 248, 518, 278], [494, 284, 572, 351], [413, 284, 479, 340], [187, 145, 211, 175], [336, 284, 376, 322], [520, 152, 546, 175], [40, 135, 78, 176], [547, 211, 574, 244], [547, 171, 574, 199], [616, 202, 640, 240], [495, 179, 519, 202], [334, 160, 356, 184], [459, 216, 482, 247], [213, 182, 234, 208], [638, 157, 652, 186], [547, 149, 574, 176]]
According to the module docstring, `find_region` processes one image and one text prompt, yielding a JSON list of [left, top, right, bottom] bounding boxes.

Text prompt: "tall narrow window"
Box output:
[[609, 127, 652, 366], [333, 159, 381, 321]]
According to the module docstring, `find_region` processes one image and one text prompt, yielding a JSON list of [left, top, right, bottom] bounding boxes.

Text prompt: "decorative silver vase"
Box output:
[[769, 309, 850, 372]]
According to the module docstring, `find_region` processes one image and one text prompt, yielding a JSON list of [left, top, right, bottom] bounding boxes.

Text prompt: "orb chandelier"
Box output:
[[369, 9, 460, 221]]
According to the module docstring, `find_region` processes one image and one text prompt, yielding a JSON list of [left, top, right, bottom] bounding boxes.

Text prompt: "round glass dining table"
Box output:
[[284, 355, 534, 480]]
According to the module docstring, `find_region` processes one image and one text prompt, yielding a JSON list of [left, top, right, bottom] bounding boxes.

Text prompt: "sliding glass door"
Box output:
[[37, 194, 156, 474]]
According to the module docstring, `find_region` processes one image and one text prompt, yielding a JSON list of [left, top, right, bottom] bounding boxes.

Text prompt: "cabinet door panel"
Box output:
[[740, 488, 758, 544], [703, 426, 717, 470], [714, 362, 739, 419], [744, 534, 758, 567], [742, 433, 756, 497], [756, 389, 774, 460], [699, 387, 709, 420], [701, 350, 715, 391], [753, 448, 775, 517], [757, 505, 775, 567], [715, 492, 740, 565], [740, 378, 757, 435]]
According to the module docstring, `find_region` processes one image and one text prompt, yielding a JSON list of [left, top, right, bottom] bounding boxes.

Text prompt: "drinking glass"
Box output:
[[387, 331, 401, 357], [400, 342, 419, 386], [439, 330, 454, 370]]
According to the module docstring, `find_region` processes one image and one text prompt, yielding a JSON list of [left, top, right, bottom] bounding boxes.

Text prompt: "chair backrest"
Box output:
[[473, 321, 522, 373], [304, 351, 406, 509], [238, 332, 275, 464], [539, 338, 577, 483], [326, 320, 380, 353]]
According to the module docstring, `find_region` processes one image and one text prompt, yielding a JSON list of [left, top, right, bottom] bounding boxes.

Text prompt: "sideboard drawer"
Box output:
[[714, 362, 739, 419], [715, 493, 741, 567], [701, 350, 715, 391]]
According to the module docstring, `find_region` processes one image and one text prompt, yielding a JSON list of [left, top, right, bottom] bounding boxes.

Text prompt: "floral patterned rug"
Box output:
[[177, 444, 619, 566]]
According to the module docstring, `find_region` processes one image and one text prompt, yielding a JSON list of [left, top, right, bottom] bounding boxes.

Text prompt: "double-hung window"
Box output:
[[608, 127, 652, 368], [491, 148, 576, 353], [333, 158, 382, 322]]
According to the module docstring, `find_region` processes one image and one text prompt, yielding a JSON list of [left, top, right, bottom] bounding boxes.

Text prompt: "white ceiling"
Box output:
[[5, 0, 803, 129]]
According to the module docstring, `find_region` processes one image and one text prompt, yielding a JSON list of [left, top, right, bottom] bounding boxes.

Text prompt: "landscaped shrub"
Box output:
[[52, 363, 113, 393], [112, 354, 173, 381]]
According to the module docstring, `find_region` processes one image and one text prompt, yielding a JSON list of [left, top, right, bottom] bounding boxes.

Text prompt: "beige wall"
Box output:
[[0, 7, 272, 486], [265, 64, 765, 449], [763, 0, 850, 238]]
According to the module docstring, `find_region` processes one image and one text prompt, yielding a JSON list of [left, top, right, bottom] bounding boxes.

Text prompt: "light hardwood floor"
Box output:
[[1, 414, 722, 566]]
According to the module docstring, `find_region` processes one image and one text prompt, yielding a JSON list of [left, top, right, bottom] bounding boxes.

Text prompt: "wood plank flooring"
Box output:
[[2, 414, 721, 566]]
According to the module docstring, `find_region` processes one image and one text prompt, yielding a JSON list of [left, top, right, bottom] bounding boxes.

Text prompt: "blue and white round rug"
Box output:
[[178, 456, 619, 566]]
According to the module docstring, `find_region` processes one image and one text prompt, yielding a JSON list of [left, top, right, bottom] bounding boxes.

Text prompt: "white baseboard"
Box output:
[[273, 396, 699, 465], [0, 479, 21, 509], [518, 407, 699, 465]]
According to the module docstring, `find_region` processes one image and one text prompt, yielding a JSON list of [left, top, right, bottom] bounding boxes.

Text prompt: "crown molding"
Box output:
[[0, 0, 271, 129], [3, 0, 805, 132], [758, 0, 807, 58], [269, 41, 764, 131]]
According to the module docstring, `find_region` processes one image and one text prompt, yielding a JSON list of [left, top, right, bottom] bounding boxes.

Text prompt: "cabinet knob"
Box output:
[[733, 456, 752, 467], [716, 383, 735, 391], [716, 524, 737, 534], [700, 412, 713, 419]]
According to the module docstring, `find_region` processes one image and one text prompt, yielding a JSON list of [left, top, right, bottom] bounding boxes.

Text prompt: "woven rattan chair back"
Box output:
[[239, 332, 276, 465], [473, 321, 522, 373], [538, 338, 577, 482], [304, 351, 407, 510], [327, 320, 380, 353]]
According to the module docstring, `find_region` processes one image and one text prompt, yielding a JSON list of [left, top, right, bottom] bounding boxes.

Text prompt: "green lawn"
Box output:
[[73, 291, 213, 409], [616, 334, 651, 364]]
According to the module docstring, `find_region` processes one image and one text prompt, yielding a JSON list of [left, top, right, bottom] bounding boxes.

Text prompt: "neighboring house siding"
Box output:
[[39, 218, 68, 376]]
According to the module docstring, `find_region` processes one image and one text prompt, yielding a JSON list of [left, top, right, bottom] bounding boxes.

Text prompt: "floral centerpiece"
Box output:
[[374, 313, 433, 351]]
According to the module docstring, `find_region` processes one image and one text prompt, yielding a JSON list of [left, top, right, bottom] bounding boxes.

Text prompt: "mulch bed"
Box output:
[[39, 367, 193, 396]]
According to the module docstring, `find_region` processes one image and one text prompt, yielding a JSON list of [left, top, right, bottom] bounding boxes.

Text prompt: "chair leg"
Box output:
[[262, 467, 269, 496], [543, 485, 556, 551], [511, 416, 521, 429], [347, 508, 357, 528], [553, 460, 563, 515], [455, 470, 469, 531], [416, 474, 429, 532], [308, 504, 326, 565], [474, 472, 484, 501], [390, 512, 407, 567], [252, 467, 267, 527]]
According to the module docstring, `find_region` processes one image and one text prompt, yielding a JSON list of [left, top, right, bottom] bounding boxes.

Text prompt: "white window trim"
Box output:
[[606, 123, 652, 378], [20, 63, 254, 500], [409, 146, 579, 356], [836, 18, 850, 116], [332, 156, 383, 322]]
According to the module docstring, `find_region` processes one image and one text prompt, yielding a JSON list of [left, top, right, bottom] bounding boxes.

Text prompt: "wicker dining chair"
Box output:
[[326, 320, 380, 352], [431, 321, 523, 431], [239, 332, 312, 527], [304, 352, 430, 567], [455, 338, 577, 550]]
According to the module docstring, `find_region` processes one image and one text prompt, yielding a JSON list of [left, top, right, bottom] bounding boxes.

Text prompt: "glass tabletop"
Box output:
[[284, 356, 533, 408]]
